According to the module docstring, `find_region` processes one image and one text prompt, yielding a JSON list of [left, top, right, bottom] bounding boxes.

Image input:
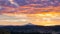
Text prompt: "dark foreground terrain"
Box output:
[[0, 25, 60, 34]]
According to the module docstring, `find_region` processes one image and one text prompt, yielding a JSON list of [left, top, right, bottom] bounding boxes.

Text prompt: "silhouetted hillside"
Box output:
[[0, 25, 60, 32], [0, 25, 60, 34]]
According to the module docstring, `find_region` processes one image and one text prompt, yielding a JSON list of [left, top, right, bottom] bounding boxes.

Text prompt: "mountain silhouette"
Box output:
[[0, 25, 60, 33]]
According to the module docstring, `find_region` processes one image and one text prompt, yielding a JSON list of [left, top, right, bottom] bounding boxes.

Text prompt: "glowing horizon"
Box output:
[[0, 0, 60, 26]]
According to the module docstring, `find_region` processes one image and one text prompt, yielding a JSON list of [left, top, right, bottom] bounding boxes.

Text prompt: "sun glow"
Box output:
[[0, 1, 60, 26], [28, 12, 60, 26], [1, 12, 60, 26]]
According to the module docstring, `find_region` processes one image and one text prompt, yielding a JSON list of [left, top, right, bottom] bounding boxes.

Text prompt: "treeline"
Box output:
[[0, 29, 60, 34]]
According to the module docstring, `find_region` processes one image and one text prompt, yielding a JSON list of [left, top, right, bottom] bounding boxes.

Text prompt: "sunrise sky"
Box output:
[[0, 0, 60, 26]]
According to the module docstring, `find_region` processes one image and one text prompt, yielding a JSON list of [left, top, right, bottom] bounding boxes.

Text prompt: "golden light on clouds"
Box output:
[[0, 12, 60, 26], [0, 0, 60, 26]]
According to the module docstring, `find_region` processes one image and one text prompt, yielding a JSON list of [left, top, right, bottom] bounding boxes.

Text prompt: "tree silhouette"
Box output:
[[0, 28, 10, 34]]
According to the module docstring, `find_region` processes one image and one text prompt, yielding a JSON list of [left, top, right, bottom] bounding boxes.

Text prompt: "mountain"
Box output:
[[0, 25, 60, 33]]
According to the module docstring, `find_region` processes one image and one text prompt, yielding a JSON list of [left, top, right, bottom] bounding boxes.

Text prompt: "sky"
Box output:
[[0, 0, 60, 26]]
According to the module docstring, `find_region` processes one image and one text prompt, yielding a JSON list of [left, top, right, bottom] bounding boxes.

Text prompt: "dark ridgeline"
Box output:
[[0, 23, 60, 34], [0, 0, 60, 34]]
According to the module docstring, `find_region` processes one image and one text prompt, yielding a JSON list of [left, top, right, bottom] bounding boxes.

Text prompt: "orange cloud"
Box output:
[[0, 3, 60, 26]]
